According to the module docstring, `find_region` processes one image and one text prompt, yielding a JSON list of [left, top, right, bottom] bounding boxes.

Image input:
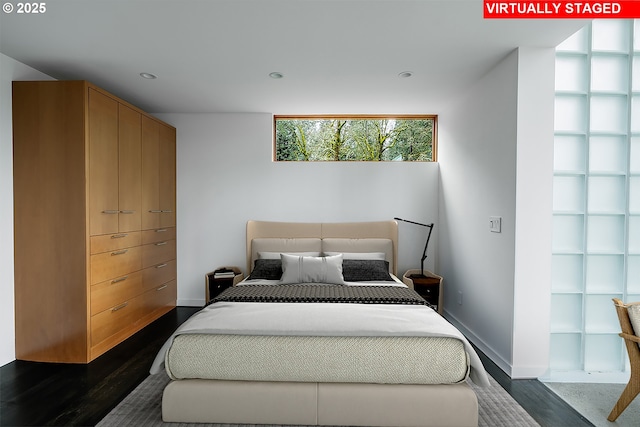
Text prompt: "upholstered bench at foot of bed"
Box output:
[[162, 379, 479, 427]]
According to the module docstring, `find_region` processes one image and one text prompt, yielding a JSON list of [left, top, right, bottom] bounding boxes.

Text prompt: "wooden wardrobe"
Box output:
[[13, 81, 177, 363]]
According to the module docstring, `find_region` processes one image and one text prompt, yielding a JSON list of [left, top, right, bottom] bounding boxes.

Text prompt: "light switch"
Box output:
[[489, 216, 502, 233]]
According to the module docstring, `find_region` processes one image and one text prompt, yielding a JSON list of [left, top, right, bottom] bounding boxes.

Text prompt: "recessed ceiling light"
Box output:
[[139, 72, 157, 79], [398, 71, 413, 78], [269, 72, 284, 79]]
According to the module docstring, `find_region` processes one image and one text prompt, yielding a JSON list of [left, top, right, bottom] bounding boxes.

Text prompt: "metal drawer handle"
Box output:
[[156, 263, 168, 269], [149, 210, 162, 213], [112, 302, 128, 312], [161, 210, 173, 213], [111, 249, 128, 256], [156, 285, 168, 291], [111, 275, 128, 284], [155, 241, 167, 246], [120, 210, 135, 214], [111, 234, 128, 239], [156, 229, 168, 233], [102, 210, 119, 214]]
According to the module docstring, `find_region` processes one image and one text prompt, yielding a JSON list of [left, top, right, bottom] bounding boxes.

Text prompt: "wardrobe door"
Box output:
[[118, 104, 142, 232], [142, 116, 161, 230], [89, 89, 119, 236], [159, 124, 176, 227]]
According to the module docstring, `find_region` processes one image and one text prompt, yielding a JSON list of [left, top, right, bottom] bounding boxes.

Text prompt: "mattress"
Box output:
[[165, 334, 469, 383]]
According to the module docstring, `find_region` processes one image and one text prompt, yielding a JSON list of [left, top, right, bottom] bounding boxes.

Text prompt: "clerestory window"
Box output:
[[274, 115, 437, 162]]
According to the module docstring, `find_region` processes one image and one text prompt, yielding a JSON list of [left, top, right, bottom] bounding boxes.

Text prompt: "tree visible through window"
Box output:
[[274, 116, 437, 161]]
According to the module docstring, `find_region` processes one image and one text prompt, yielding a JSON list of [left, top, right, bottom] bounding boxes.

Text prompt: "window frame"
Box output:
[[273, 114, 438, 162]]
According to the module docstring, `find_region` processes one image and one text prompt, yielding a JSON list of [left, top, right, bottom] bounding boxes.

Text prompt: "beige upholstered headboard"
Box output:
[[246, 220, 399, 276]]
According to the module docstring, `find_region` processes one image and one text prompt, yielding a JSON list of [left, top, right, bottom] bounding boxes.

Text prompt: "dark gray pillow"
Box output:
[[342, 260, 393, 282], [248, 259, 282, 280]]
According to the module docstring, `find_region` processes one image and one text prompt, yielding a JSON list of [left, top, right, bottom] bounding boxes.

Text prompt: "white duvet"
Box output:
[[150, 280, 490, 387]]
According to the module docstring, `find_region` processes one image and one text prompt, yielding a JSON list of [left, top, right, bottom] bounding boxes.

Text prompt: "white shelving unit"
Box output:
[[551, 20, 640, 378]]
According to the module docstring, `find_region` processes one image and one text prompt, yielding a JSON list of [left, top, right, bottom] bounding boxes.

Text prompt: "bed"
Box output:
[[150, 220, 489, 426]]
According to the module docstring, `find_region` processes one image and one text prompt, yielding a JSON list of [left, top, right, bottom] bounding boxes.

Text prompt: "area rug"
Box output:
[[544, 382, 640, 427], [97, 373, 540, 427]]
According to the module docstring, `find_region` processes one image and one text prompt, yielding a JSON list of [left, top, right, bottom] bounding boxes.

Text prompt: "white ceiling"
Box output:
[[0, 0, 588, 114]]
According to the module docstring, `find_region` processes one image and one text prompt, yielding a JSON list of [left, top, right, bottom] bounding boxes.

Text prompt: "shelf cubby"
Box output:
[[584, 333, 624, 371], [553, 175, 586, 212], [586, 215, 626, 253], [551, 293, 584, 332], [588, 135, 627, 173], [585, 255, 624, 293], [550, 333, 582, 371], [552, 254, 584, 293], [552, 215, 584, 253], [554, 134, 586, 172]]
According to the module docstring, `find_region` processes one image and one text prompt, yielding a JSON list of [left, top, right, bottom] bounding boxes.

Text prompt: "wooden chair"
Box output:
[[607, 298, 640, 422]]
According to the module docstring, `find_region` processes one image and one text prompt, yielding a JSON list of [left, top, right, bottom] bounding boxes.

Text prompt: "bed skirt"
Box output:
[[162, 379, 478, 426]]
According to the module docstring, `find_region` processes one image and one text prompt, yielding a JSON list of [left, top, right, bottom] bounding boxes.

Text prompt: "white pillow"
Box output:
[[280, 254, 345, 285], [323, 251, 386, 260], [258, 251, 321, 259]]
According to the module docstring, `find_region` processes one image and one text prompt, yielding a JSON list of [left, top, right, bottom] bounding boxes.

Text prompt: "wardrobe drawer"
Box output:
[[91, 294, 144, 347], [90, 271, 143, 315], [142, 239, 176, 268], [142, 259, 176, 292], [90, 246, 142, 285], [141, 279, 177, 317], [90, 231, 141, 254], [141, 227, 176, 245]]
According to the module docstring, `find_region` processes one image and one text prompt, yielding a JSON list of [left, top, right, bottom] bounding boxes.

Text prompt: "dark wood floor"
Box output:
[[0, 306, 593, 427], [474, 347, 594, 427]]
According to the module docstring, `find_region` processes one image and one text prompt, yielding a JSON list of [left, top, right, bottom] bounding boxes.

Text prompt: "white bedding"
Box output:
[[150, 279, 490, 387]]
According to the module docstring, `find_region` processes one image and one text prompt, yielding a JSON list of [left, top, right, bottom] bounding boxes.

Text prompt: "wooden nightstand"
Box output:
[[205, 266, 244, 304], [402, 269, 443, 314]]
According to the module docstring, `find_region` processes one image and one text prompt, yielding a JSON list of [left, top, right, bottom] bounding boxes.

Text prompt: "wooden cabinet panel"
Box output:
[[13, 81, 89, 363], [142, 117, 161, 230], [143, 279, 177, 317], [91, 280, 176, 348], [118, 104, 142, 232], [90, 246, 142, 285], [141, 227, 176, 245], [142, 118, 176, 229], [159, 124, 176, 227], [142, 259, 177, 292], [89, 89, 120, 236], [142, 239, 176, 268], [91, 270, 143, 315], [91, 294, 145, 347], [90, 231, 141, 254]]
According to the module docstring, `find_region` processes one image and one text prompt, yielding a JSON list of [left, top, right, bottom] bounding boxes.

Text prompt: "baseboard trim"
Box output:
[[177, 298, 204, 307]]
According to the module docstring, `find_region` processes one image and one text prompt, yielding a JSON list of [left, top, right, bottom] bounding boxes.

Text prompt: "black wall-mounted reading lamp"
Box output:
[[394, 217, 434, 279]]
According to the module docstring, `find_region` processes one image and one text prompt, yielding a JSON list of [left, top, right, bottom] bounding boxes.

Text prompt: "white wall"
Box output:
[[438, 49, 518, 374], [512, 47, 554, 378], [438, 48, 554, 378], [0, 53, 55, 367], [155, 113, 440, 306]]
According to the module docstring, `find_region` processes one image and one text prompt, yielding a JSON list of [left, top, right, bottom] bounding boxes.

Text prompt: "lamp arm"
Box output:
[[395, 218, 434, 278], [420, 224, 433, 276], [394, 217, 431, 228]]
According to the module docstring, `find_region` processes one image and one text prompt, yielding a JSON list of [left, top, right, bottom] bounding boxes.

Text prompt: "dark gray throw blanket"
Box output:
[[211, 284, 430, 306]]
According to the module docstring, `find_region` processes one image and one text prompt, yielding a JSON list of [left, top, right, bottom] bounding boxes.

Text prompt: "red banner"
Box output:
[[484, 1, 640, 18]]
